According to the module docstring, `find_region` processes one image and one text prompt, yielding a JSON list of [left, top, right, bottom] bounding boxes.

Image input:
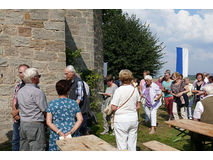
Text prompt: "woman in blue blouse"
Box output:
[[46, 80, 83, 151]]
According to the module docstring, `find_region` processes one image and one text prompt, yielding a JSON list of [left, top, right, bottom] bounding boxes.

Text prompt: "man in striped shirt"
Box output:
[[64, 65, 90, 135], [11, 64, 29, 151]]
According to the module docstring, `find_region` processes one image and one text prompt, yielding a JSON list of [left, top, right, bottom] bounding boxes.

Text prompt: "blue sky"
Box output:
[[123, 9, 213, 76]]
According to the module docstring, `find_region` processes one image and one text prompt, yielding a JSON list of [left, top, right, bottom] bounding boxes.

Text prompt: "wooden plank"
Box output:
[[165, 119, 213, 138], [56, 134, 117, 151], [143, 140, 179, 151]]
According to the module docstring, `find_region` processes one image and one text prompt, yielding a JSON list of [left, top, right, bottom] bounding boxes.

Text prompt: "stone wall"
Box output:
[[65, 9, 104, 105], [0, 9, 66, 142], [0, 9, 103, 143]]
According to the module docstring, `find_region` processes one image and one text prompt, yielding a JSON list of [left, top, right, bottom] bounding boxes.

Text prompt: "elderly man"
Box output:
[[64, 65, 90, 135], [192, 84, 213, 150], [11, 64, 29, 151], [17, 68, 48, 151]]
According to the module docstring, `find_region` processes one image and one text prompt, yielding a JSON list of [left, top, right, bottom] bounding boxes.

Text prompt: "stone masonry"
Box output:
[[0, 9, 103, 143]]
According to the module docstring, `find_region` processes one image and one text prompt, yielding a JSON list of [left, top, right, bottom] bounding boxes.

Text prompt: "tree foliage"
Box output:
[[102, 9, 165, 79], [66, 49, 101, 111]]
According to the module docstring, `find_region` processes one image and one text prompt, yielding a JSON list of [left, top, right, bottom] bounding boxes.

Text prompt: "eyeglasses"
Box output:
[[34, 74, 41, 78]]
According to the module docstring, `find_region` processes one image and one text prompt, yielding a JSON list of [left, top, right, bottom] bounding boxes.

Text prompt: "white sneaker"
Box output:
[[110, 132, 115, 136], [100, 131, 108, 135]]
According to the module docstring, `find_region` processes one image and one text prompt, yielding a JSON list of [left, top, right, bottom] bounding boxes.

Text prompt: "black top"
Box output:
[[68, 75, 90, 114]]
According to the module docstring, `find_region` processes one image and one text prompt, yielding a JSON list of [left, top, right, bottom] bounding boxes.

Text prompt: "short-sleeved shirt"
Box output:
[[139, 79, 146, 94], [46, 98, 81, 151], [17, 83, 48, 122], [186, 83, 193, 100], [171, 80, 186, 102], [193, 95, 213, 119], [13, 80, 25, 122], [111, 85, 140, 122], [102, 84, 118, 110], [171, 80, 186, 94], [193, 81, 206, 102], [162, 80, 173, 98]]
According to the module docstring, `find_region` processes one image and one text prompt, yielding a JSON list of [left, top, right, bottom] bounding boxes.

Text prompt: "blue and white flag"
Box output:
[[104, 62, 108, 78], [176, 47, 189, 78]]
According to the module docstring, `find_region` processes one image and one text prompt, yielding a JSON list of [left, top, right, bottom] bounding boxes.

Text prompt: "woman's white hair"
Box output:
[[145, 75, 152, 81], [203, 84, 213, 95], [66, 65, 76, 73], [23, 68, 38, 83]]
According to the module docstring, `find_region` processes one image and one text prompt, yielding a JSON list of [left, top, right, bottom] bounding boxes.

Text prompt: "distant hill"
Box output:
[[188, 75, 196, 80]]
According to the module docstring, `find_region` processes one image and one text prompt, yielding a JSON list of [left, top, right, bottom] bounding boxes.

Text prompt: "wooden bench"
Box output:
[[165, 119, 213, 138], [56, 134, 117, 151], [143, 140, 180, 151]]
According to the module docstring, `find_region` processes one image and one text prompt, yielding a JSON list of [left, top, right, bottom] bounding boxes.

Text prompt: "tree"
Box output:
[[102, 9, 165, 79]]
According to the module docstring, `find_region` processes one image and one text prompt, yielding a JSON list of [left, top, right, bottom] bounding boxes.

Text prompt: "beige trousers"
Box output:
[[172, 102, 188, 120]]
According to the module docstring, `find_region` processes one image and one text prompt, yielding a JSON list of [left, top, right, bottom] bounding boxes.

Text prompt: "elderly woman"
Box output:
[[192, 73, 206, 105], [139, 70, 150, 122], [46, 80, 83, 151], [111, 69, 140, 151], [170, 72, 189, 120], [142, 75, 162, 134]]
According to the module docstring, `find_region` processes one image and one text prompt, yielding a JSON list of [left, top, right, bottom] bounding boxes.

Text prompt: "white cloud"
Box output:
[[123, 9, 213, 75]]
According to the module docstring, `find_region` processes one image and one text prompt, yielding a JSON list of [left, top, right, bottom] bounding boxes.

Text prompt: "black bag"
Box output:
[[87, 109, 97, 126]]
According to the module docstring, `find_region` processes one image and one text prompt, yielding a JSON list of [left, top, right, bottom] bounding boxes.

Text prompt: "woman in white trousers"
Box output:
[[111, 69, 140, 151], [142, 75, 162, 134]]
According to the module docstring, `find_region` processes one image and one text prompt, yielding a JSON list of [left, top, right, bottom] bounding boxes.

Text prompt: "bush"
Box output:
[[80, 69, 101, 112]]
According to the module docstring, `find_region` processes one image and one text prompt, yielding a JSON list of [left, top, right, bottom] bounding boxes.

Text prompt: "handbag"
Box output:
[[104, 87, 136, 116], [104, 96, 113, 116], [110, 87, 136, 129]]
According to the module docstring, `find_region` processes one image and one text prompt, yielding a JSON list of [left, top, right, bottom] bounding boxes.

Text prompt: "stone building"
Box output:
[[0, 9, 103, 143]]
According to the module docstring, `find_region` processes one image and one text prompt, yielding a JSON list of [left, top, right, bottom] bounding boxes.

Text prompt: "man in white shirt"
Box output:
[[203, 72, 209, 84], [193, 84, 213, 121], [192, 84, 213, 150]]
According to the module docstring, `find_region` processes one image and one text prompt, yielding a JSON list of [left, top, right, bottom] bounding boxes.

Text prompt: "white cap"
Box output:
[[145, 75, 152, 80]]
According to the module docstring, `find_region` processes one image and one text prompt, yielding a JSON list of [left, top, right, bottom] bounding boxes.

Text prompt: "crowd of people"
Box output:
[[11, 63, 213, 151], [11, 64, 90, 151], [101, 69, 213, 151]]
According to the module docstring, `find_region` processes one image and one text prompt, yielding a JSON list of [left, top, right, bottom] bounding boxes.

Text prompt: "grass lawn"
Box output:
[[1, 104, 212, 151], [90, 104, 212, 151]]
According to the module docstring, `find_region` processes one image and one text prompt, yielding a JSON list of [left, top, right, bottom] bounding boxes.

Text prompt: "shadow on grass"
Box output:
[[89, 124, 100, 136], [136, 146, 142, 151], [0, 130, 12, 151], [159, 113, 169, 121]]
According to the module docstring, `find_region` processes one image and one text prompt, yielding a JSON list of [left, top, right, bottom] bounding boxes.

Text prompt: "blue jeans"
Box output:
[[187, 98, 194, 119], [12, 121, 20, 151]]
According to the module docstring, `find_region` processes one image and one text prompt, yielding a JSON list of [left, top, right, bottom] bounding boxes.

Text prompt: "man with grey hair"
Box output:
[[17, 68, 48, 151], [192, 84, 213, 150], [64, 65, 90, 135]]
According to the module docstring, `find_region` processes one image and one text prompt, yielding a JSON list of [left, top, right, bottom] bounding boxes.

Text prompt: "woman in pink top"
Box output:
[[139, 70, 150, 122], [139, 70, 150, 96], [155, 76, 163, 89]]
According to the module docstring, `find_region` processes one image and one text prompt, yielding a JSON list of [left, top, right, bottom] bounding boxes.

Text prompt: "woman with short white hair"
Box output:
[[142, 75, 162, 134]]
